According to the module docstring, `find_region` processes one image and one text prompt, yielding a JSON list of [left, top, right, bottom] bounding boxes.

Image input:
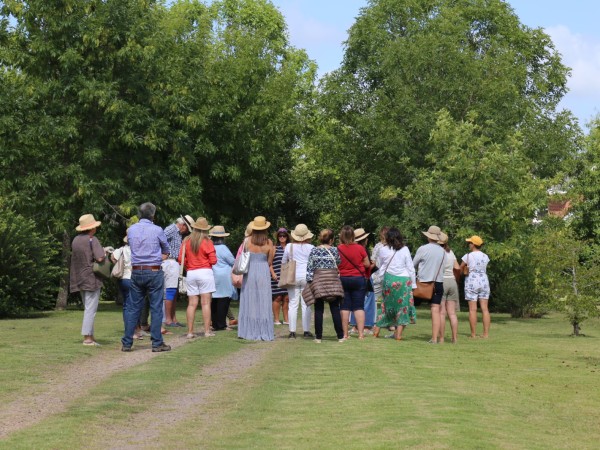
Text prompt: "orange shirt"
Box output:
[[178, 238, 217, 270]]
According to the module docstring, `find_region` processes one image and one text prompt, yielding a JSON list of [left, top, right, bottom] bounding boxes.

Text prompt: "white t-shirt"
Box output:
[[376, 246, 416, 287], [282, 242, 315, 280], [161, 259, 180, 289], [112, 245, 132, 280], [461, 251, 489, 274]]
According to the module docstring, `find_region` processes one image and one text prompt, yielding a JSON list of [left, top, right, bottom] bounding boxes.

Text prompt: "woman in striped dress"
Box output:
[[271, 228, 290, 324]]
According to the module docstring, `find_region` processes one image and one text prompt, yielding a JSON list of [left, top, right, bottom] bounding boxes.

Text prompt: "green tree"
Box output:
[[296, 0, 578, 232]]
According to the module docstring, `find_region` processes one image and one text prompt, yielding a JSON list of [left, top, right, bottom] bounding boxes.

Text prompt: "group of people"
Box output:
[[69, 203, 491, 350]]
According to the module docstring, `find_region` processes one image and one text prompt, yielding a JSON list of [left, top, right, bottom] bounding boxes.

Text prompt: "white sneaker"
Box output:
[[314, 339, 322, 344], [274, 321, 282, 325]]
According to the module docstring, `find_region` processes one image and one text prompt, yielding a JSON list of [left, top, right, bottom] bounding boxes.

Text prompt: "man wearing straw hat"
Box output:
[[162, 214, 193, 327], [121, 202, 171, 352], [70, 214, 106, 346], [413, 225, 446, 344]]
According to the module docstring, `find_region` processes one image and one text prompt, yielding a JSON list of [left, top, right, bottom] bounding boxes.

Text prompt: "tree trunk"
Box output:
[[572, 322, 580, 336], [55, 230, 71, 310]]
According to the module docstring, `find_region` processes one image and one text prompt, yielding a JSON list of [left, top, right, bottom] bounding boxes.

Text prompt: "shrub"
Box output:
[[0, 209, 62, 317]]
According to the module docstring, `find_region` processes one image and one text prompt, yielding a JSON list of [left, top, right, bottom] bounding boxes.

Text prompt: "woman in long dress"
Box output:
[[373, 228, 416, 341], [238, 216, 276, 341]]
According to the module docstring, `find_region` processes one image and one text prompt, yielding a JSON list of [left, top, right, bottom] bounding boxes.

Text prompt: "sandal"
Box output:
[[161, 329, 173, 335], [83, 341, 101, 346], [186, 333, 196, 339], [204, 332, 216, 337]]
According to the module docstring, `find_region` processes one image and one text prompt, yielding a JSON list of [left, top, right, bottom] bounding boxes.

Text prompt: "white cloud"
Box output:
[[546, 25, 600, 99]]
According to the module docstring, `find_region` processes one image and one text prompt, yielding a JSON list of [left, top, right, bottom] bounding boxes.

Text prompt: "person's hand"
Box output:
[[103, 246, 114, 254]]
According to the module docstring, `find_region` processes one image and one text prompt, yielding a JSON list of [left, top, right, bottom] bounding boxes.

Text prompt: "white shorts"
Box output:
[[186, 268, 216, 296]]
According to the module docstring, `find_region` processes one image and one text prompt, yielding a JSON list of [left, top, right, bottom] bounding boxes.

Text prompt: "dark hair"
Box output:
[[251, 229, 268, 246], [385, 228, 404, 251], [274, 230, 290, 246], [139, 202, 156, 220], [339, 225, 355, 245], [379, 226, 390, 243], [319, 228, 334, 245], [211, 236, 225, 245]]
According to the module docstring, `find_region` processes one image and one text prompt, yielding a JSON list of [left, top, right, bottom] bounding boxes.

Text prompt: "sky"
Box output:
[[269, 0, 600, 130]]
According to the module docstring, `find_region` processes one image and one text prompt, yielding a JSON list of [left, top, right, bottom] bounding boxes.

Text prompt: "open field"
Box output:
[[1, 302, 599, 449]]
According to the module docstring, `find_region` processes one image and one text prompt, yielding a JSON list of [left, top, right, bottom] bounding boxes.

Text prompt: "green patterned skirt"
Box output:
[[375, 273, 415, 327]]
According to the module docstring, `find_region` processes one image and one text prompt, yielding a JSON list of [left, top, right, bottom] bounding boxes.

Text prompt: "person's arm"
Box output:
[[268, 241, 276, 280], [306, 249, 316, 283], [404, 248, 417, 288], [413, 247, 423, 271], [91, 237, 105, 263], [223, 247, 236, 267], [281, 244, 290, 264], [158, 229, 170, 259]]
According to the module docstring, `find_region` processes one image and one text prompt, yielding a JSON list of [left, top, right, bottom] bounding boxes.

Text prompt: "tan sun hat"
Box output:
[[192, 217, 211, 231], [76, 214, 101, 232], [354, 228, 370, 242], [250, 216, 271, 231], [422, 225, 442, 240], [437, 232, 448, 245], [209, 225, 230, 237], [291, 224, 314, 241], [244, 222, 253, 237], [466, 235, 484, 246]]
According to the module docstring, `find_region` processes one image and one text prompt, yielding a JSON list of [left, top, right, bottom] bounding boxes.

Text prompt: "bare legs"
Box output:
[[272, 294, 288, 323], [430, 303, 441, 343], [440, 300, 458, 343], [342, 310, 365, 339], [186, 293, 212, 336], [468, 298, 490, 338]]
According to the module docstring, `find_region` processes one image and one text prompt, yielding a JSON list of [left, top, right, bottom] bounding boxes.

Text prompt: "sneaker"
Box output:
[[152, 343, 171, 352], [186, 333, 196, 339], [338, 338, 346, 343], [314, 339, 322, 344], [288, 332, 296, 339], [121, 345, 132, 352], [303, 331, 314, 338], [427, 339, 438, 344], [349, 328, 358, 335], [384, 333, 395, 339], [283, 321, 289, 325], [363, 329, 373, 336], [274, 321, 282, 325]]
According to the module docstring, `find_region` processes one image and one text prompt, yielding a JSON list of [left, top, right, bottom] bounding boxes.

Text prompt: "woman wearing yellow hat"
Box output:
[[459, 236, 490, 338]]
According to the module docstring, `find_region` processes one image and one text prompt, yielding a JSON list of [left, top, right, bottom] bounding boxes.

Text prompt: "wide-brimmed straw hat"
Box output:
[[76, 214, 101, 232], [209, 225, 230, 237], [192, 217, 211, 231], [466, 235, 484, 246], [250, 216, 271, 231], [437, 232, 448, 245], [422, 225, 442, 240], [354, 228, 370, 242], [291, 224, 314, 241], [244, 222, 253, 237]]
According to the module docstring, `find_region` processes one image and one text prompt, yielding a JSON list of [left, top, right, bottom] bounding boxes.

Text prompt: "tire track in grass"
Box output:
[[90, 342, 275, 449], [0, 334, 191, 439]]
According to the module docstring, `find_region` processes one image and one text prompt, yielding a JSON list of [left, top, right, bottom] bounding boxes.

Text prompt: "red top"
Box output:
[[178, 238, 217, 270], [337, 243, 367, 277]]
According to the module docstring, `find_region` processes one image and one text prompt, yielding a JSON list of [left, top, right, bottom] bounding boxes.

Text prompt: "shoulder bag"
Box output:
[[232, 239, 250, 275], [462, 253, 470, 276], [413, 249, 445, 301], [178, 241, 187, 293], [111, 251, 125, 279], [90, 239, 112, 280], [278, 244, 297, 288]]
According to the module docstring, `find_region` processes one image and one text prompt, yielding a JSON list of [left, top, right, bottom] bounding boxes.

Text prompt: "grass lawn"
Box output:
[[1, 301, 599, 449]]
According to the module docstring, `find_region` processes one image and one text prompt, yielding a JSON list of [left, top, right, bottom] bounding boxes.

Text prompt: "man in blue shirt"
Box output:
[[122, 202, 171, 352]]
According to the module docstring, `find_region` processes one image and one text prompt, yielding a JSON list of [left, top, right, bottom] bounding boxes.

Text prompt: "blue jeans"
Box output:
[[118, 279, 132, 324], [122, 269, 164, 348], [340, 276, 366, 311], [350, 290, 376, 327]]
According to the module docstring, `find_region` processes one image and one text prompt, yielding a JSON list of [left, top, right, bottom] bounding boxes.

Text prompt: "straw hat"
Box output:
[[437, 232, 448, 245], [192, 217, 211, 231], [183, 215, 194, 231], [209, 225, 230, 237], [244, 222, 253, 237], [291, 224, 314, 241], [354, 228, 370, 242], [466, 235, 484, 246], [250, 216, 271, 231], [422, 225, 442, 240], [76, 214, 101, 232]]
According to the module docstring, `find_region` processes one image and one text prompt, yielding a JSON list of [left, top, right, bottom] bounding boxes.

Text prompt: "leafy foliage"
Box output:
[[0, 207, 62, 317]]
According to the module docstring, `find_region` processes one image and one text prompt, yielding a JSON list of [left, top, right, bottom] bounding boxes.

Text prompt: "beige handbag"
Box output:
[[278, 244, 297, 288]]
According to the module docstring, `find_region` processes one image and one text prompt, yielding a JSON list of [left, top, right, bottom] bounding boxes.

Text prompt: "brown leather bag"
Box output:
[[413, 280, 434, 300]]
